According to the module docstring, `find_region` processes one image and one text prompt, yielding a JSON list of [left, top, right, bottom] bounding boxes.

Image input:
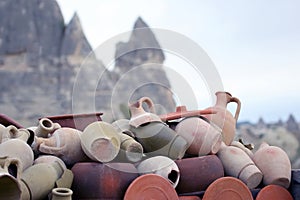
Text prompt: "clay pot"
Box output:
[[179, 196, 201, 200], [124, 174, 179, 200], [43, 112, 102, 131], [130, 121, 188, 159], [9, 128, 34, 145], [202, 177, 253, 200], [0, 125, 18, 143], [31, 118, 61, 138], [51, 188, 73, 200], [81, 121, 121, 163], [20, 160, 65, 200], [71, 162, 138, 199], [137, 156, 180, 188], [0, 157, 22, 200], [256, 185, 293, 200], [203, 91, 241, 145], [230, 140, 254, 159], [175, 155, 224, 194], [217, 142, 262, 189], [0, 139, 34, 171], [128, 97, 162, 128], [35, 127, 89, 166], [175, 116, 222, 156], [253, 142, 291, 188], [112, 119, 135, 137]]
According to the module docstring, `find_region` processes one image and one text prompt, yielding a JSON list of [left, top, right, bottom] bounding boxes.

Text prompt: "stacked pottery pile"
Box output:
[[0, 91, 295, 199]]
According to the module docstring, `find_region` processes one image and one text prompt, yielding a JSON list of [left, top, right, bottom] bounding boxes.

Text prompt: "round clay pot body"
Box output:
[[20, 161, 65, 200], [203, 91, 241, 145], [175, 155, 224, 194], [128, 97, 162, 128], [253, 142, 291, 188], [71, 162, 138, 199], [35, 127, 89, 166], [34, 118, 61, 138], [130, 122, 188, 160], [217, 142, 262, 189], [137, 156, 180, 188], [81, 121, 121, 163], [0, 157, 21, 200], [0, 139, 34, 171], [51, 188, 73, 200], [175, 117, 222, 156]]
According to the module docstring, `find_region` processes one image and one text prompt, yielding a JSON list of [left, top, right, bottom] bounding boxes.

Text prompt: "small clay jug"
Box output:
[[81, 121, 121, 163], [71, 162, 138, 199], [253, 142, 291, 188], [0, 125, 18, 143], [175, 155, 224, 194], [32, 118, 61, 138], [203, 91, 241, 145], [231, 140, 254, 159], [34, 127, 89, 166], [0, 139, 34, 171], [20, 160, 65, 200], [175, 116, 222, 156], [128, 97, 162, 128], [130, 122, 188, 160], [51, 188, 73, 200], [0, 157, 21, 200], [217, 142, 262, 189], [137, 156, 180, 188], [9, 128, 34, 145]]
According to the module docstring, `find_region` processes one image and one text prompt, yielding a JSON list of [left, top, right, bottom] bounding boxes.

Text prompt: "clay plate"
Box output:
[[124, 174, 179, 200], [202, 177, 253, 200], [256, 185, 293, 200]]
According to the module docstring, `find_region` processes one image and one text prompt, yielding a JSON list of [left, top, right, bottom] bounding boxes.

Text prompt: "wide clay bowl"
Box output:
[[124, 174, 179, 200], [256, 185, 293, 200], [202, 177, 253, 200]]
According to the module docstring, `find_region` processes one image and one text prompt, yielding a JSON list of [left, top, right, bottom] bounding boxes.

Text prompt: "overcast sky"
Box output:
[[56, 0, 300, 123]]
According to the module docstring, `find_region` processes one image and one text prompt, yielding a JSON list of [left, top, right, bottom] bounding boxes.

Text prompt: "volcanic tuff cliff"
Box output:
[[0, 0, 176, 126]]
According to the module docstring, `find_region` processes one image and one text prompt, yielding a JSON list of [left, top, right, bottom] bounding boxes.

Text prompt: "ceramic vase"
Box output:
[[0, 157, 21, 200], [71, 162, 138, 199], [81, 121, 121, 163], [175, 116, 222, 156], [203, 91, 241, 145], [175, 155, 224, 194], [35, 127, 89, 166], [137, 156, 180, 188], [253, 142, 291, 188], [217, 142, 262, 189]]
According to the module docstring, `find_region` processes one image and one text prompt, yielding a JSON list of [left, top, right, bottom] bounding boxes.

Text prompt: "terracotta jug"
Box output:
[[203, 91, 241, 145], [9, 128, 34, 145], [217, 142, 262, 189], [71, 162, 138, 199], [130, 121, 188, 160], [231, 140, 254, 159], [0, 157, 21, 200], [0, 139, 34, 171], [128, 96, 162, 128], [32, 118, 61, 138], [51, 188, 73, 200], [20, 160, 65, 200], [253, 142, 291, 188], [34, 127, 89, 166], [175, 155, 224, 194], [175, 116, 222, 156], [81, 121, 121, 163], [137, 156, 180, 188]]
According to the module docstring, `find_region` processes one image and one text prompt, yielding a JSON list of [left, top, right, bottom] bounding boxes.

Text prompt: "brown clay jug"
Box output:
[[203, 91, 241, 145], [253, 142, 291, 188]]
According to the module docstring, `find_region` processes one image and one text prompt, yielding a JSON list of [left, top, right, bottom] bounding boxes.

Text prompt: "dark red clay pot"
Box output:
[[202, 177, 253, 200], [256, 185, 293, 200], [175, 155, 224, 194], [71, 162, 138, 199], [42, 112, 102, 131], [124, 174, 179, 200]]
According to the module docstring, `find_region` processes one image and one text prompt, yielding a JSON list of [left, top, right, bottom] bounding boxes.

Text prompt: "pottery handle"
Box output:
[[229, 97, 241, 120], [138, 97, 156, 113]]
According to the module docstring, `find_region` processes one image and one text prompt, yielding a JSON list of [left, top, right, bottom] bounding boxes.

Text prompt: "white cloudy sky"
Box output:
[[56, 0, 300, 123]]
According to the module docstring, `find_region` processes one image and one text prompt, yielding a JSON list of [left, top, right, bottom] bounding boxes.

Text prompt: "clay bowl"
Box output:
[[256, 185, 293, 200], [202, 177, 253, 200], [124, 174, 179, 200], [42, 112, 102, 131]]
